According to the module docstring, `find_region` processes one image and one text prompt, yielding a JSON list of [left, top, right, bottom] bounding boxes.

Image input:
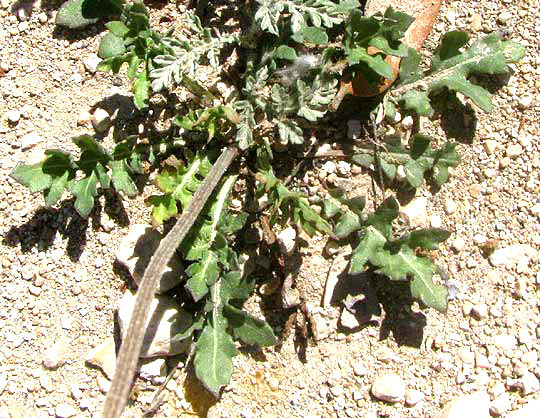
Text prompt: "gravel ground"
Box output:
[[1, 1, 539, 418]]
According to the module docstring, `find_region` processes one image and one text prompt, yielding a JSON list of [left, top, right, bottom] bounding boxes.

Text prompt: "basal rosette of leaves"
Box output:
[[9, 0, 525, 403]]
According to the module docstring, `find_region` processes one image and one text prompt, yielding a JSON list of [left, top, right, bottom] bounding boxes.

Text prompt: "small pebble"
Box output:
[[92, 108, 111, 133], [444, 199, 457, 215], [506, 144, 523, 158], [55, 404, 77, 418], [469, 184, 482, 197], [371, 374, 405, 403], [7, 110, 20, 123], [37, 12, 48, 23], [471, 303, 488, 319], [470, 13, 482, 32], [498, 11, 512, 24], [404, 388, 424, 406], [451, 237, 465, 252]]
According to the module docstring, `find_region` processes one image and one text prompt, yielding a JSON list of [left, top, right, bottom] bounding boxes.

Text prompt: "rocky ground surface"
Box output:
[[1, 0, 540, 417]]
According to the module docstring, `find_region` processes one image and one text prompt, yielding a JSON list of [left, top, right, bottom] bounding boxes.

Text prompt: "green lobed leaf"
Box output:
[[406, 228, 451, 250], [70, 171, 99, 217], [185, 252, 219, 302], [223, 304, 276, 347], [98, 32, 126, 59], [147, 195, 178, 225], [110, 160, 138, 196], [366, 197, 399, 239], [55, 0, 120, 29], [274, 45, 298, 61], [194, 312, 237, 396], [349, 226, 386, 274], [133, 69, 150, 110], [394, 32, 526, 116], [352, 134, 460, 189], [276, 120, 304, 145], [370, 246, 448, 312]]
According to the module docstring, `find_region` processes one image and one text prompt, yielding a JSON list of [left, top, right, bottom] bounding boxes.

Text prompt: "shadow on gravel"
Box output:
[[334, 272, 426, 349], [2, 190, 129, 261]]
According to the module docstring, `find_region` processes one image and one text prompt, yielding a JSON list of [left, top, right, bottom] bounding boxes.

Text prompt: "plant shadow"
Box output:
[[331, 269, 426, 349], [2, 189, 129, 261]]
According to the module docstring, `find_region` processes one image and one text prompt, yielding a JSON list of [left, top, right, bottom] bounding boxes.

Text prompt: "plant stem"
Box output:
[[101, 146, 239, 418]]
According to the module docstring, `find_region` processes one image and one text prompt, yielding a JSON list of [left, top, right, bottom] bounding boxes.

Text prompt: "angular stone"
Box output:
[[490, 392, 511, 416], [521, 371, 540, 395], [21, 132, 43, 150], [400, 197, 428, 228], [116, 224, 183, 294], [92, 108, 111, 133], [371, 374, 406, 403], [489, 244, 538, 268], [117, 290, 193, 358], [436, 391, 490, 418], [83, 54, 102, 74], [55, 404, 77, 418], [139, 358, 166, 382], [43, 336, 70, 369], [278, 227, 296, 255], [506, 399, 540, 418], [85, 337, 116, 380], [405, 388, 424, 406]]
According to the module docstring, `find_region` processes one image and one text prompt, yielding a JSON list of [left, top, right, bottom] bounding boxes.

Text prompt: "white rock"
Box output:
[[55, 404, 77, 418], [489, 244, 538, 268], [96, 375, 111, 394], [116, 224, 183, 294], [139, 358, 167, 381], [517, 96, 533, 110], [436, 391, 490, 418], [37, 12, 48, 23], [498, 11, 512, 23], [401, 115, 414, 129], [21, 132, 43, 150], [83, 54, 102, 74], [446, 10, 456, 25], [371, 374, 406, 403], [340, 309, 360, 329], [85, 337, 116, 380], [405, 388, 424, 406], [444, 198, 457, 215], [322, 161, 336, 174], [353, 361, 367, 377], [430, 214, 442, 228], [490, 391, 511, 416], [92, 108, 111, 133], [530, 204, 540, 217], [337, 161, 351, 176], [493, 333, 517, 349], [506, 399, 540, 418], [484, 140, 498, 155], [117, 290, 193, 358], [521, 371, 540, 395], [451, 237, 465, 252], [43, 336, 70, 369], [400, 197, 427, 228], [77, 109, 92, 126], [278, 227, 296, 255], [7, 110, 20, 123], [506, 144, 523, 158], [18, 21, 28, 32]]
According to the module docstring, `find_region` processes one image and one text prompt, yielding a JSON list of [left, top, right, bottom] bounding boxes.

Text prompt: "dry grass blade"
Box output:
[[101, 147, 239, 418]]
